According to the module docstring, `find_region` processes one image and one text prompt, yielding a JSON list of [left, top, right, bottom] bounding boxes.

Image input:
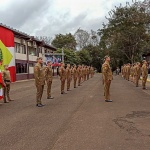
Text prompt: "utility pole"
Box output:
[[62, 47, 64, 63]]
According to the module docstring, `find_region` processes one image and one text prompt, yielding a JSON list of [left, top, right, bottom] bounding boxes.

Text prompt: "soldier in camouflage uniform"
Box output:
[[45, 61, 54, 99], [134, 62, 141, 87], [59, 62, 66, 94], [72, 65, 78, 88], [77, 65, 82, 86], [142, 60, 148, 90], [102, 56, 113, 102], [2, 65, 13, 103], [34, 57, 45, 107], [87, 66, 90, 80], [66, 64, 71, 91]]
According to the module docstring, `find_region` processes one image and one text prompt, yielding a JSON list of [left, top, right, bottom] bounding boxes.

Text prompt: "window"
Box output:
[[15, 43, 26, 54], [16, 63, 27, 74], [38, 47, 42, 53], [15, 43, 20, 53], [29, 63, 34, 67], [28, 46, 37, 56], [20, 45, 26, 54], [45, 49, 47, 54]]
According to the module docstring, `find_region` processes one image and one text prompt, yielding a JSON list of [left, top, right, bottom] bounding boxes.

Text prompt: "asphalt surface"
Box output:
[[0, 74, 150, 150]]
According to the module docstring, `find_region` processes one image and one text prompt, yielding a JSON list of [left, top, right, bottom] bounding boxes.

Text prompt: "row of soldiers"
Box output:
[[34, 57, 95, 107], [121, 60, 148, 89]]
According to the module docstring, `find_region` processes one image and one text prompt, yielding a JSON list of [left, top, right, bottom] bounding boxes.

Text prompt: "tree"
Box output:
[[76, 49, 92, 66], [74, 28, 90, 49], [56, 48, 80, 65], [82, 44, 103, 72], [35, 36, 53, 45], [98, 1, 150, 66], [52, 33, 77, 50]]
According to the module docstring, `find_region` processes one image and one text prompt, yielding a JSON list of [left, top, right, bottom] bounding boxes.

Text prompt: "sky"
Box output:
[[0, 0, 133, 37]]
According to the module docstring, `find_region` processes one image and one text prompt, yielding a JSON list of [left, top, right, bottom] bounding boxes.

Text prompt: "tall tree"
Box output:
[[76, 49, 92, 66], [98, 1, 150, 65], [74, 28, 90, 49], [52, 33, 77, 50], [56, 48, 80, 65]]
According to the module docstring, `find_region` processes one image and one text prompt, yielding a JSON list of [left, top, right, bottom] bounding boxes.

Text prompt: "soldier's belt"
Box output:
[[4, 80, 10, 82]]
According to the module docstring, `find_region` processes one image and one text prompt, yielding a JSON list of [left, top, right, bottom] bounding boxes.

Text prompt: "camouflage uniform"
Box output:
[[59, 65, 66, 93], [102, 61, 113, 100], [34, 62, 45, 105], [66, 65, 71, 91], [73, 66, 78, 88], [142, 62, 148, 89], [45, 66, 53, 98], [3, 69, 11, 103]]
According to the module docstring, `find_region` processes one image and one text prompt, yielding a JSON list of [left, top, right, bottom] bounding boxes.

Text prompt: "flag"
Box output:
[[0, 26, 15, 82], [0, 41, 13, 69]]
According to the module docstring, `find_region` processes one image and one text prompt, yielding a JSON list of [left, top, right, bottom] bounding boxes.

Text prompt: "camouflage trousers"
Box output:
[[61, 79, 66, 93], [104, 80, 111, 100], [67, 78, 71, 90], [87, 74, 89, 80], [36, 84, 44, 104], [142, 76, 148, 89], [135, 75, 140, 87], [78, 76, 81, 86], [3, 83, 10, 102], [84, 74, 86, 81], [47, 81, 52, 97], [73, 77, 77, 88]]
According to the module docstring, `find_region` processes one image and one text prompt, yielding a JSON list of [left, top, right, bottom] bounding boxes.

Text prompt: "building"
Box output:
[[0, 23, 57, 81]]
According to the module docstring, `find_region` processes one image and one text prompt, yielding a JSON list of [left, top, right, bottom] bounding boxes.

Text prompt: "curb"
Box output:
[[12, 76, 60, 83]]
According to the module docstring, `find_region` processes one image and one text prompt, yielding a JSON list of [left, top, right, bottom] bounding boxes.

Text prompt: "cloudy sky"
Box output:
[[0, 0, 133, 37]]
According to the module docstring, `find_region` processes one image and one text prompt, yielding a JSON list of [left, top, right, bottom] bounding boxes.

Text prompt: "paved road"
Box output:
[[0, 74, 150, 150]]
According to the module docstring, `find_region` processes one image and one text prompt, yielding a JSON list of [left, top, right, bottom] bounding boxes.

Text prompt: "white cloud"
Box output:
[[0, 0, 133, 37]]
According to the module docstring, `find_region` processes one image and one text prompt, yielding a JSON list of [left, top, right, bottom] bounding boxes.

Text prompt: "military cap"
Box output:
[[143, 60, 146, 62], [47, 61, 51, 64], [104, 55, 110, 59], [36, 57, 42, 61]]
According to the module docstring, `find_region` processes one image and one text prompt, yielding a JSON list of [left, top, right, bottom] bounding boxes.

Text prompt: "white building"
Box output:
[[0, 23, 57, 81]]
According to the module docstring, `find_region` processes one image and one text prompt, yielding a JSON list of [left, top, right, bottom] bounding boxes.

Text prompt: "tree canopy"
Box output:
[[98, 0, 150, 66], [51, 33, 77, 50], [50, 0, 150, 71]]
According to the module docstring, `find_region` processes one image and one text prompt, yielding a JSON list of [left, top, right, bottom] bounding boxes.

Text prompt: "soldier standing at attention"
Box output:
[[102, 56, 113, 102], [126, 64, 131, 81], [130, 64, 134, 82], [2, 65, 13, 103], [45, 61, 54, 99], [66, 64, 71, 91], [87, 66, 90, 80], [81, 65, 84, 83], [133, 63, 136, 83], [85, 66, 88, 80], [77, 65, 82, 86], [89, 66, 92, 78], [34, 57, 45, 107], [72, 65, 78, 88], [142, 60, 148, 90], [83, 66, 86, 81], [134, 62, 141, 87], [59, 62, 67, 94], [70, 66, 73, 83]]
